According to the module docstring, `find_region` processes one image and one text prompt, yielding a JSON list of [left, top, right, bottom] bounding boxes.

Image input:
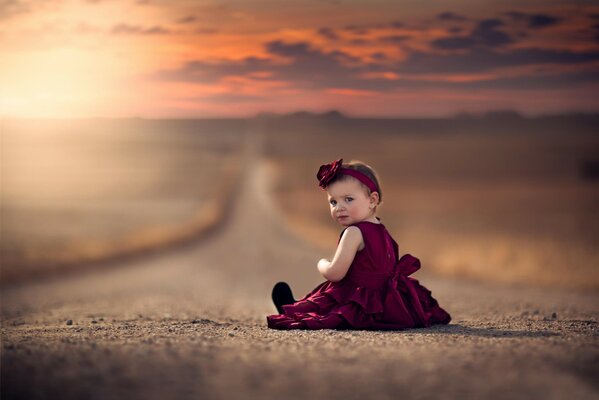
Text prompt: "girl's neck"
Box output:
[[361, 214, 380, 224]]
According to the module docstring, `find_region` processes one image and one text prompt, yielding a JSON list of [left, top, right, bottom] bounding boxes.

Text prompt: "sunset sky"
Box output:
[[2, 0, 599, 118]]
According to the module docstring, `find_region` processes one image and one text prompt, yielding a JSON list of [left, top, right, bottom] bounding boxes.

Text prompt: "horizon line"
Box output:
[[3, 109, 599, 120]]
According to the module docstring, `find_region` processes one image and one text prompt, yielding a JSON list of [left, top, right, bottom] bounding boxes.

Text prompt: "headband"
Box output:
[[316, 158, 378, 193]]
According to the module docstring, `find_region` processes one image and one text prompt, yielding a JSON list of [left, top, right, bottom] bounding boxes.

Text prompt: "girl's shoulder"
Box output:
[[337, 224, 363, 243], [337, 219, 385, 242]]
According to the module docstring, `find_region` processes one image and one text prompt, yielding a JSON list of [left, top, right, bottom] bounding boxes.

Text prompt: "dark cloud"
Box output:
[[184, 93, 265, 103], [155, 41, 366, 90], [342, 21, 403, 35], [194, 28, 218, 34], [155, 55, 599, 94], [317, 27, 339, 40], [379, 35, 410, 44], [473, 18, 513, 47], [350, 38, 369, 45], [343, 25, 370, 35], [265, 41, 311, 58], [529, 14, 561, 28], [448, 26, 464, 34], [111, 24, 172, 35], [349, 69, 599, 91], [398, 47, 599, 74], [505, 11, 562, 28], [478, 18, 503, 30], [155, 37, 599, 92], [265, 40, 360, 67], [155, 56, 272, 83], [442, 69, 599, 91], [432, 18, 513, 50], [153, 21, 599, 94], [437, 12, 468, 21], [176, 15, 196, 24], [431, 36, 477, 50], [385, 68, 599, 92], [370, 52, 387, 61]]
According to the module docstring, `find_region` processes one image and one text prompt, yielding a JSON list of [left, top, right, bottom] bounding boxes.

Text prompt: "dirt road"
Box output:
[[2, 131, 598, 400]]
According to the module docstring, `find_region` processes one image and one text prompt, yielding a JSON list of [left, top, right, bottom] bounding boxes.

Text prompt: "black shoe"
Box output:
[[272, 281, 296, 314]]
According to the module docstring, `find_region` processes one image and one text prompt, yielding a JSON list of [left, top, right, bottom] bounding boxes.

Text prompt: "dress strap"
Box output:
[[337, 228, 347, 243]]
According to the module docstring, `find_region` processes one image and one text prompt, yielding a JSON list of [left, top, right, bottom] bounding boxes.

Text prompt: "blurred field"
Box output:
[[1, 119, 246, 283], [261, 114, 599, 290], [2, 114, 598, 290]]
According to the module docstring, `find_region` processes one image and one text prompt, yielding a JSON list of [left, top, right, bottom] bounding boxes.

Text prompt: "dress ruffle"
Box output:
[[266, 254, 451, 330]]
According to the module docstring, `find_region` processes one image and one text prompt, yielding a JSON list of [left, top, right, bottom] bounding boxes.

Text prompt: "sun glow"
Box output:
[[2, 47, 115, 117], [0, 0, 164, 118]]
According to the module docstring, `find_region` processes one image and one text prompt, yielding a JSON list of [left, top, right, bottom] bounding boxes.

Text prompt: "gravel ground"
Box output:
[[2, 136, 598, 400], [2, 273, 598, 400]]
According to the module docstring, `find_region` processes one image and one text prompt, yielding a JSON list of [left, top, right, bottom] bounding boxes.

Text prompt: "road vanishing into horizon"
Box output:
[[2, 129, 598, 400]]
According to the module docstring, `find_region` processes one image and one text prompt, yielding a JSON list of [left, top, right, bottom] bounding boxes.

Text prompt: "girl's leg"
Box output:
[[272, 281, 297, 314]]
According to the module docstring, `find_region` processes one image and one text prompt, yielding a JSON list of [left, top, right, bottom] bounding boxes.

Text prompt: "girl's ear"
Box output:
[[370, 191, 380, 207]]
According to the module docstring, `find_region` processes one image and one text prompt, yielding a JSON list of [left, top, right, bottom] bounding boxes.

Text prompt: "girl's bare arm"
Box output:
[[317, 227, 363, 282]]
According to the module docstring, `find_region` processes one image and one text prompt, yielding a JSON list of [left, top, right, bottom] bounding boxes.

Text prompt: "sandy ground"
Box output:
[[2, 131, 598, 400]]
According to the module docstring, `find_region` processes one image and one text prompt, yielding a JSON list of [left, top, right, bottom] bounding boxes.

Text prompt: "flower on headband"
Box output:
[[317, 158, 343, 189]]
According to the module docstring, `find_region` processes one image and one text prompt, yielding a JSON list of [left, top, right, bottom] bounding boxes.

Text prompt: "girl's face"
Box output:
[[326, 178, 378, 226]]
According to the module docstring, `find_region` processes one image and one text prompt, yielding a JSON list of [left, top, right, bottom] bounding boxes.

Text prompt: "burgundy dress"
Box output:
[[266, 220, 451, 330]]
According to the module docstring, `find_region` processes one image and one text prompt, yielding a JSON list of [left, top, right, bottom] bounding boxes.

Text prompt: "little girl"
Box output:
[[266, 158, 451, 330]]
